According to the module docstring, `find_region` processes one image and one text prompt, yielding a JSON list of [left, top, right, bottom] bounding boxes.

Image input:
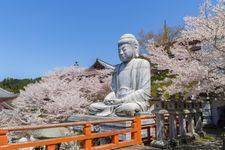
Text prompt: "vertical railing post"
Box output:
[[46, 144, 56, 150], [0, 128, 8, 146], [112, 134, 119, 145], [84, 121, 92, 149], [135, 111, 142, 144], [131, 116, 138, 142]]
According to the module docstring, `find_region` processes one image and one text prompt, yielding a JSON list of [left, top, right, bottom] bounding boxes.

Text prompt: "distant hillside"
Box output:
[[0, 77, 41, 93]]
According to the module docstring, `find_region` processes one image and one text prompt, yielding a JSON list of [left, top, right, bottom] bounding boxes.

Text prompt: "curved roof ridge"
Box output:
[[0, 88, 17, 98]]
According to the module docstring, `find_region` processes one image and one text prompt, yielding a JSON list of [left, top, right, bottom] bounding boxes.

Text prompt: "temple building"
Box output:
[[89, 59, 114, 70], [0, 88, 17, 109]]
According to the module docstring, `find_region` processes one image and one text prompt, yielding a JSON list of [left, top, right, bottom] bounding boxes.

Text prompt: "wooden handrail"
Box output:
[[0, 135, 87, 150], [1, 111, 192, 149], [0, 115, 158, 150]]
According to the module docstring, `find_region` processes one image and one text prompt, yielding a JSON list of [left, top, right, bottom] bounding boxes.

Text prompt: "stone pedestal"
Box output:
[[177, 101, 187, 137], [168, 112, 177, 139], [194, 101, 205, 136], [178, 113, 187, 137], [151, 111, 167, 148], [186, 101, 197, 136], [202, 100, 212, 125], [187, 113, 196, 136], [156, 113, 165, 140], [195, 113, 205, 136], [151, 100, 168, 148], [167, 100, 177, 139]]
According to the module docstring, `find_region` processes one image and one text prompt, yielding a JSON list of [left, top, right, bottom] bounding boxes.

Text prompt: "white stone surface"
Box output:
[[89, 34, 150, 117]]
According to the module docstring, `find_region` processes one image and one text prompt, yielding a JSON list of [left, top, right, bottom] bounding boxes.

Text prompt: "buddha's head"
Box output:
[[118, 34, 139, 63]]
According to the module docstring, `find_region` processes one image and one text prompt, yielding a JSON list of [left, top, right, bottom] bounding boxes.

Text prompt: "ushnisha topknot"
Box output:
[[118, 33, 139, 57]]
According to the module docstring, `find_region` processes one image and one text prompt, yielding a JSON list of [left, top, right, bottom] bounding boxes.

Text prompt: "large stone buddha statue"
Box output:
[[88, 33, 151, 117]]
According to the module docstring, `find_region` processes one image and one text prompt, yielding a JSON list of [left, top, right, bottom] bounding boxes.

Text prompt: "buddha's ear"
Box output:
[[132, 42, 139, 57], [134, 48, 139, 57]]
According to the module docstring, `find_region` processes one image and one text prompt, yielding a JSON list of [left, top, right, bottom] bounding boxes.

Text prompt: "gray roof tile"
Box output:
[[0, 88, 17, 98]]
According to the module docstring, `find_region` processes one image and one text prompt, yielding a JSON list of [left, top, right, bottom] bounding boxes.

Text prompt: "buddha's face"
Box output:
[[118, 43, 135, 63]]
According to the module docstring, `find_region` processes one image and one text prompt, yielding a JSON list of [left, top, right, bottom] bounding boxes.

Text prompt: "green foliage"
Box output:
[[163, 91, 170, 100], [180, 80, 199, 98], [151, 68, 176, 100], [199, 135, 215, 142], [174, 92, 184, 100], [0, 77, 41, 93], [151, 81, 173, 98], [184, 80, 199, 89], [151, 69, 176, 81]]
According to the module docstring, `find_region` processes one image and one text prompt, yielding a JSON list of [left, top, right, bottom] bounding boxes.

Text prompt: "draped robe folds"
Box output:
[[88, 58, 151, 116]]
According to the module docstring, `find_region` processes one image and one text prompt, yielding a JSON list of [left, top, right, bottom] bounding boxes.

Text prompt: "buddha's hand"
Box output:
[[104, 99, 123, 105]]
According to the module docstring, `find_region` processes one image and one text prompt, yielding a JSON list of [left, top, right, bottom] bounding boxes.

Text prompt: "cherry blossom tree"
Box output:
[[149, 43, 208, 98], [180, 0, 225, 97], [0, 66, 112, 126], [182, 0, 225, 53], [148, 0, 225, 99]]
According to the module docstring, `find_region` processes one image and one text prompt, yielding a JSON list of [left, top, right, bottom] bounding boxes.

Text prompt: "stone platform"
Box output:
[[66, 115, 155, 141]]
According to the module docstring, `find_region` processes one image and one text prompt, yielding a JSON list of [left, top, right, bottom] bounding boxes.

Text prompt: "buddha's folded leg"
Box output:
[[88, 102, 106, 115], [115, 103, 141, 117], [88, 102, 114, 116]]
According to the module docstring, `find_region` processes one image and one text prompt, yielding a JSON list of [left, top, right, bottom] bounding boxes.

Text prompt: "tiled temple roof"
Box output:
[[90, 59, 115, 70], [0, 88, 17, 98]]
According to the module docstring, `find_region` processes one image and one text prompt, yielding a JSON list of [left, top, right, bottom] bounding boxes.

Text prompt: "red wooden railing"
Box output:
[[0, 115, 157, 150]]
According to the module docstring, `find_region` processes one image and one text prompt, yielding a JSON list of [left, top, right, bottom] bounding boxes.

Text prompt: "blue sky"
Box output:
[[0, 0, 213, 80]]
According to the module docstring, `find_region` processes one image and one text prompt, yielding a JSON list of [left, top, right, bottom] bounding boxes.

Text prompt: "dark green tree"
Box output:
[[0, 77, 41, 93]]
